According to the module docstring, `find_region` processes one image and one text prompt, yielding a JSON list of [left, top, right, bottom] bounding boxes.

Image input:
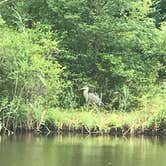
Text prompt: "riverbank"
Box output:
[[1, 107, 166, 136], [45, 108, 166, 136], [1, 94, 166, 136]]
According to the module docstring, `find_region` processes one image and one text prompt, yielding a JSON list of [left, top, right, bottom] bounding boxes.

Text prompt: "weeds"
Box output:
[[0, 82, 165, 135]]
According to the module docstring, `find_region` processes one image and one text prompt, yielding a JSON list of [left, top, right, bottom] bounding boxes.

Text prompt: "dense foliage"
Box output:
[[0, 0, 165, 134]]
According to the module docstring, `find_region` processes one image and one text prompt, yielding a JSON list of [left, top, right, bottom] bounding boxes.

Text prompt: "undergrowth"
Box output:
[[0, 93, 165, 136]]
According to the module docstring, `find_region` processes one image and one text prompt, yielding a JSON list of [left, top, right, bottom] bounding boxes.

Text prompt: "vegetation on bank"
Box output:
[[0, 0, 166, 135], [1, 91, 165, 135], [47, 97, 166, 136]]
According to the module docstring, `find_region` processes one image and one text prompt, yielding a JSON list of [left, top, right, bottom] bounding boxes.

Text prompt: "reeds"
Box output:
[[1, 102, 165, 136]]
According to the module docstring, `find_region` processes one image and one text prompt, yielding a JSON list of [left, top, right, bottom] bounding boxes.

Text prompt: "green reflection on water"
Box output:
[[0, 134, 165, 166]]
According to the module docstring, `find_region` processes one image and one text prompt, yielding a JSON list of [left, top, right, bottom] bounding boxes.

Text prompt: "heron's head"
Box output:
[[80, 86, 89, 91]]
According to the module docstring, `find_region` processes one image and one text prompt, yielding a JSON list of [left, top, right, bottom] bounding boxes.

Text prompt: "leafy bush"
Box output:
[[0, 16, 65, 131]]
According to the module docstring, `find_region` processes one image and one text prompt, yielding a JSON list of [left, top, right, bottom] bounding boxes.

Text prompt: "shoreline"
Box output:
[[1, 127, 166, 136], [1, 109, 166, 136]]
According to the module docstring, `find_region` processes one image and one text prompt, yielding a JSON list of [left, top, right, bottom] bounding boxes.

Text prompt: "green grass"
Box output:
[[41, 96, 166, 135], [0, 94, 166, 136]]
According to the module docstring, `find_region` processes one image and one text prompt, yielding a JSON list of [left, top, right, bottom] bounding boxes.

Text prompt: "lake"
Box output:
[[0, 134, 165, 166]]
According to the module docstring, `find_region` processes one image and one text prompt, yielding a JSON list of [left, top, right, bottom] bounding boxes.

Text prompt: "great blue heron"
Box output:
[[80, 86, 104, 106]]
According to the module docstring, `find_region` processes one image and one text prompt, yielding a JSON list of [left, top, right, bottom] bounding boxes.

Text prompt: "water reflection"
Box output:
[[0, 134, 165, 166]]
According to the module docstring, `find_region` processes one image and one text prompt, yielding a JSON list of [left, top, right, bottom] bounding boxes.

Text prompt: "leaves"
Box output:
[[0, 0, 166, 110]]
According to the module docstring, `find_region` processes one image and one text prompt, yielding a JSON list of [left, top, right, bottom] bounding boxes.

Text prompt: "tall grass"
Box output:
[[42, 93, 166, 135], [0, 94, 165, 135]]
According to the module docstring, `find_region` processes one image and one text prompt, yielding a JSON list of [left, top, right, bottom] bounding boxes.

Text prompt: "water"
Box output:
[[0, 134, 165, 166]]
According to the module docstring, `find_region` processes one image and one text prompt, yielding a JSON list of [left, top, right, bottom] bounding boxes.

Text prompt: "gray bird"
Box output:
[[80, 86, 104, 106]]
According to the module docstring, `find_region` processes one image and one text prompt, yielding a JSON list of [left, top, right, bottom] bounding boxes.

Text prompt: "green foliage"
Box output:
[[1, 0, 165, 110], [150, 0, 166, 25], [0, 17, 64, 106], [0, 16, 65, 132], [0, 0, 166, 134]]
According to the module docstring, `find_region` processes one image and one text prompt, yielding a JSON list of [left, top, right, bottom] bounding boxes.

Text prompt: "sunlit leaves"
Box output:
[[0, 18, 64, 107]]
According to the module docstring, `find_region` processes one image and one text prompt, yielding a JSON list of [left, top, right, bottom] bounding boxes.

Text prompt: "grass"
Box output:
[[0, 94, 166, 136], [44, 107, 165, 136]]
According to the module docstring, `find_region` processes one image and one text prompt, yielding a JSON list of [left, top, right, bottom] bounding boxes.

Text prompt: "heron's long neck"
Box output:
[[83, 89, 89, 102]]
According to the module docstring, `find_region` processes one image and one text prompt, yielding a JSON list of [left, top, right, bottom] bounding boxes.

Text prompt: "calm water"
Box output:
[[0, 134, 165, 166]]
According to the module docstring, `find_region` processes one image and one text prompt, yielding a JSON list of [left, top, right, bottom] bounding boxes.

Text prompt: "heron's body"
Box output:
[[81, 86, 103, 106]]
